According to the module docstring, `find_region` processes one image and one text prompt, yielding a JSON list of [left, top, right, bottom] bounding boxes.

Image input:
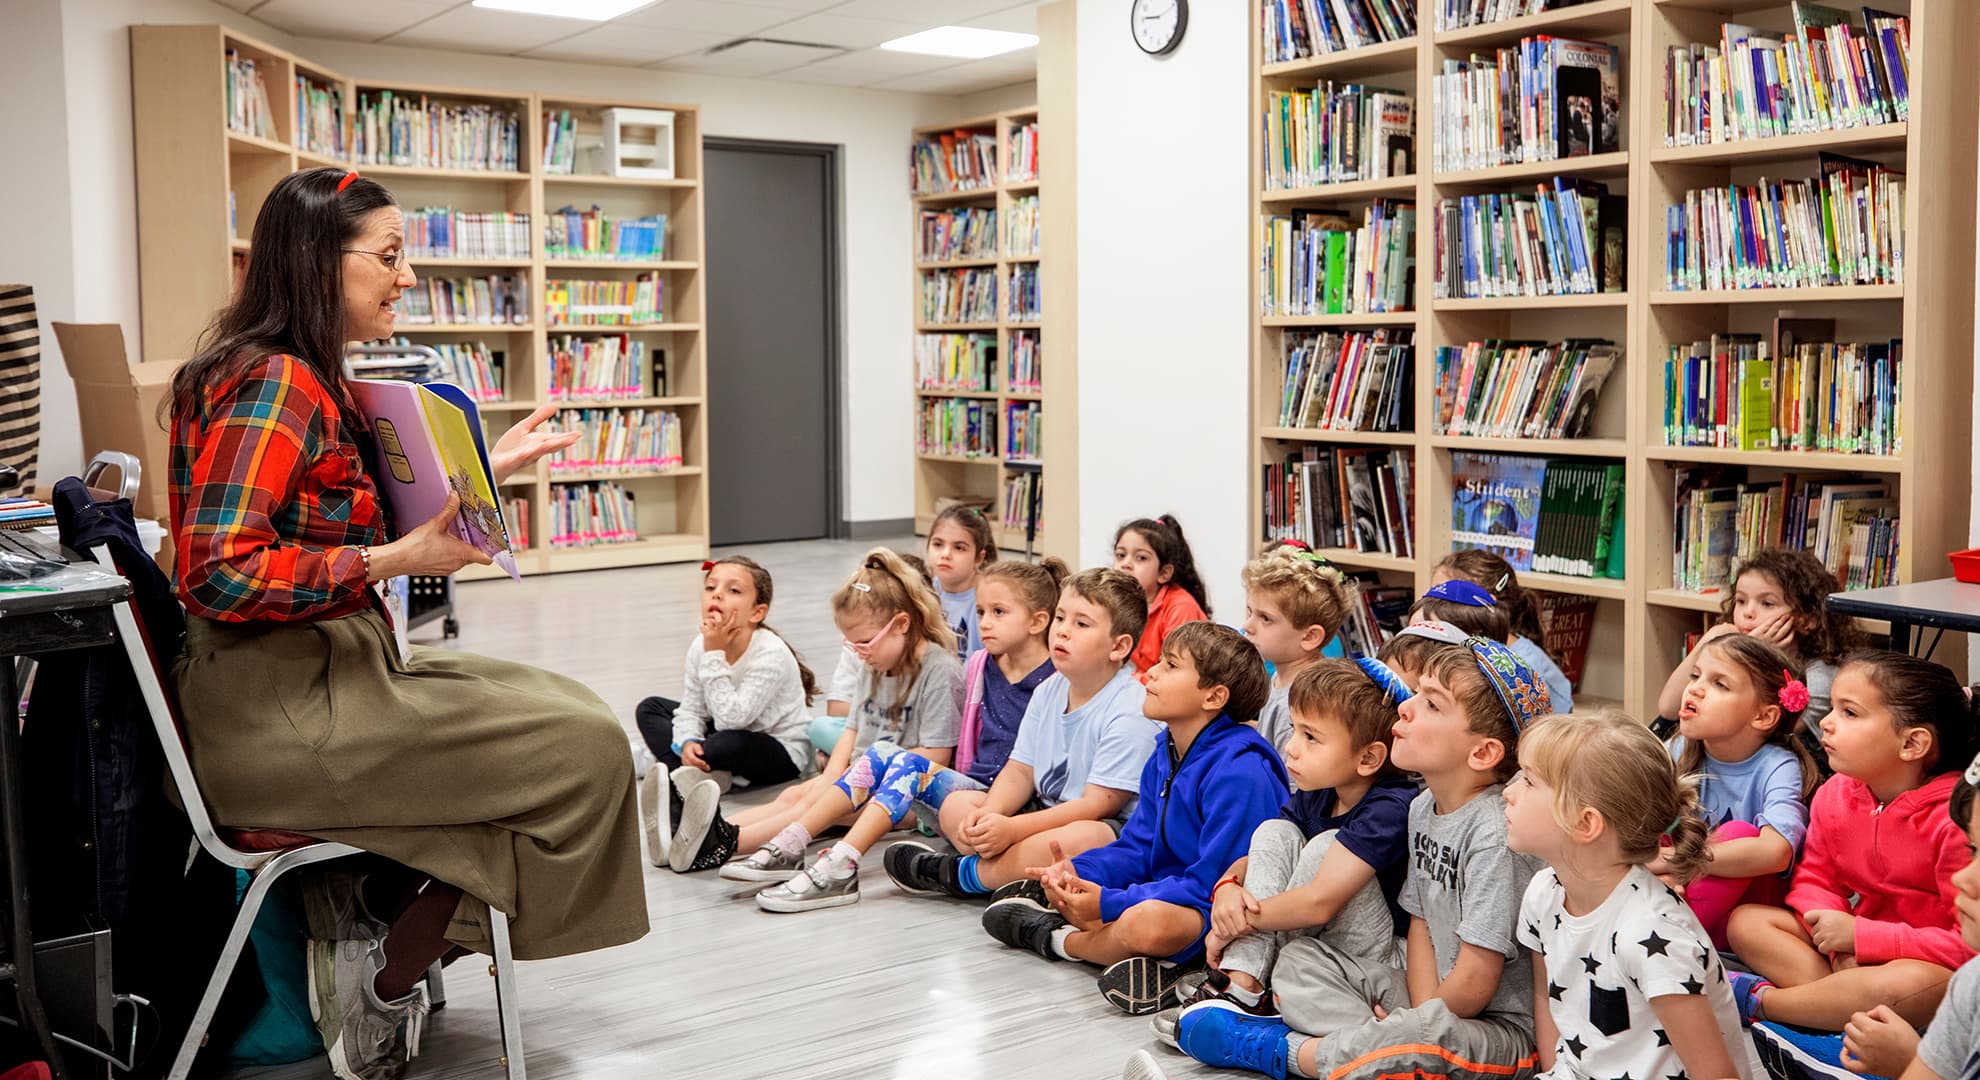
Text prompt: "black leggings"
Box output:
[[634, 696, 800, 786]]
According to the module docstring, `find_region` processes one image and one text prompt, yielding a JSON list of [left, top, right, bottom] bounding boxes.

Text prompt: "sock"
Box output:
[[821, 840, 860, 879], [1049, 925, 1077, 961], [1225, 981, 1263, 1007], [956, 854, 988, 895], [1286, 1033, 1317, 1078], [770, 823, 811, 855]]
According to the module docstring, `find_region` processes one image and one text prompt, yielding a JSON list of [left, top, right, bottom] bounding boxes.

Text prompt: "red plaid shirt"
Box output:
[[170, 353, 381, 622]]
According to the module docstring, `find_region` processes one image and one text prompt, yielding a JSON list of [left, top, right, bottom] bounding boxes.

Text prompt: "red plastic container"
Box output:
[[1950, 549, 1980, 584]]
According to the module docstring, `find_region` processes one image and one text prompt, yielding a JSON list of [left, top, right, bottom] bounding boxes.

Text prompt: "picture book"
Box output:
[[349, 378, 520, 581], [1451, 451, 1547, 570]]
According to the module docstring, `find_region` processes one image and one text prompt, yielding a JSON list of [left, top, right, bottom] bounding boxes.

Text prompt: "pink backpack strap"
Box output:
[[956, 648, 990, 777]]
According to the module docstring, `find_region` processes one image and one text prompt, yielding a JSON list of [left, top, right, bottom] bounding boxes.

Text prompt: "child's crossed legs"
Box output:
[[936, 790, 1119, 889], [1726, 903, 1953, 1030]]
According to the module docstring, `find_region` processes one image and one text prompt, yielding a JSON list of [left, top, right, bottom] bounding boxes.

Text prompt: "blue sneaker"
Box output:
[[1175, 1002, 1292, 1079], [1750, 1022, 1870, 1080], [1728, 970, 1772, 1023]]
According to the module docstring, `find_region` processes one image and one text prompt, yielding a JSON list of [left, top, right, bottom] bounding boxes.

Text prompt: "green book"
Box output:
[[1324, 231, 1348, 315], [1738, 357, 1774, 450], [1594, 463, 1626, 578]]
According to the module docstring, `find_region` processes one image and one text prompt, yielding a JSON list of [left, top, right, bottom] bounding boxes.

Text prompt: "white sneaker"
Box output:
[[307, 938, 427, 1080], [629, 740, 659, 781], [1121, 1050, 1171, 1080], [639, 768, 670, 868]]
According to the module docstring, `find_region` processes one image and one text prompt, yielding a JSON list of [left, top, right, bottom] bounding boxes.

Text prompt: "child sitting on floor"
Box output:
[[1113, 515, 1212, 678], [927, 504, 997, 657], [983, 621, 1288, 1017], [1433, 549, 1574, 713], [1241, 542, 1356, 755]]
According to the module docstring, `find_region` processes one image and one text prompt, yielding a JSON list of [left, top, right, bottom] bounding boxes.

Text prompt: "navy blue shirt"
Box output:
[[1279, 775, 1419, 937], [968, 655, 1054, 786]]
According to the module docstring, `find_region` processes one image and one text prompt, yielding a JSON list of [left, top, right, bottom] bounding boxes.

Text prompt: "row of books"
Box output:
[[1672, 468, 1898, 591], [1261, 0, 1415, 64], [1433, 180, 1625, 299], [224, 50, 276, 139], [1002, 472, 1043, 533], [354, 93, 522, 173], [549, 481, 639, 548], [1431, 38, 1620, 172], [430, 342, 504, 402], [918, 398, 998, 458], [916, 333, 996, 393], [546, 408, 685, 474], [1008, 196, 1040, 258], [1259, 202, 1416, 316], [1452, 452, 1624, 578], [1661, 326, 1900, 455], [1008, 330, 1042, 393], [404, 208, 530, 261], [548, 334, 662, 400], [541, 110, 581, 175], [543, 207, 668, 262], [1262, 445, 1416, 557], [1433, 339, 1618, 440], [1335, 571, 1416, 657], [1437, 0, 1597, 33], [1662, 7, 1911, 148], [912, 130, 1000, 195], [1006, 402, 1042, 462], [505, 496, 530, 551], [1008, 264, 1042, 323], [1276, 329, 1415, 432], [397, 274, 530, 327], [918, 207, 998, 262], [1007, 121, 1039, 183], [295, 75, 346, 157], [1262, 83, 1415, 191], [1662, 157, 1904, 292], [921, 269, 998, 325], [544, 274, 664, 326]]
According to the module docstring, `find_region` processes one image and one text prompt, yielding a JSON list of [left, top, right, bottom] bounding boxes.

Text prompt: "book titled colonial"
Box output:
[[348, 379, 521, 581]]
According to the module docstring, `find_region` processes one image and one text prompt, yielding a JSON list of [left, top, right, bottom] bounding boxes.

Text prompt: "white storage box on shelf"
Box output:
[[603, 107, 675, 179]]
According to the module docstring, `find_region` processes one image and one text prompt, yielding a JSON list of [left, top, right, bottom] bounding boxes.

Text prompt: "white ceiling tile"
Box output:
[[726, 0, 848, 10], [381, 5, 594, 52], [249, 0, 457, 43], [827, 0, 1014, 23], [215, 0, 263, 11], [769, 61, 906, 87], [779, 45, 961, 78], [871, 50, 1034, 93], [760, 12, 924, 49], [962, 4, 1039, 35], [519, 24, 730, 63], [614, 0, 800, 35], [649, 39, 843, 76]]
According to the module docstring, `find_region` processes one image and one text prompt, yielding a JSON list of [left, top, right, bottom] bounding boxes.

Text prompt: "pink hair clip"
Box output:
[[1778, 671, 1810, 713]]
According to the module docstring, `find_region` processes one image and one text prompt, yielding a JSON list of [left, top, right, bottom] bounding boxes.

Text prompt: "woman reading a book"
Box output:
[[166, 167, 648, 1080]]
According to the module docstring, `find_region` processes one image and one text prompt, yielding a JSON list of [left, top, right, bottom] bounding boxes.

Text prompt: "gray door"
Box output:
[[705, 139, 840, 545]]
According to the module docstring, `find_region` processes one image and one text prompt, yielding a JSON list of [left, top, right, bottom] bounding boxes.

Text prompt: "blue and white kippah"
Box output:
[[1354, 655, 1412, 706], [1424, 579, 1497, 607]]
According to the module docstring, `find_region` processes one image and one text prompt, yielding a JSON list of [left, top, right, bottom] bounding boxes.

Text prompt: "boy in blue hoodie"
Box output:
[[983, 620, 1288, 1016]]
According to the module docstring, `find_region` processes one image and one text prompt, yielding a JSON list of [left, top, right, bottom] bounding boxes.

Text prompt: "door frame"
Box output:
[[704, 135, 848, 540]]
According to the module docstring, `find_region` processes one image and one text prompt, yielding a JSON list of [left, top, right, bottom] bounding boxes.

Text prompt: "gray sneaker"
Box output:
[[755, 857, 860, 913], [307, 938, 427, 1080], [302, 871, 387, 942], [719, 839, 807, 882], [1121, 1050, 1172, 1080], [639, 769, 670, 868]]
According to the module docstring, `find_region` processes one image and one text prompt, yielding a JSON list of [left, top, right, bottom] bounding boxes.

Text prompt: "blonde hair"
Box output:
[[833, 548, 955, 722], [1242, 542, 1357, 642], [980, 556, 1071, 618], [1519, 712, 1713, 881]]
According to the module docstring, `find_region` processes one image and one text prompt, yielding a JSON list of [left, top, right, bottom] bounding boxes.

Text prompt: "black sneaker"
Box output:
[[681, 814, 739, 873], [983, 894, 1067, 960], [1150, 970, 1277, 1046], [989, 878, 1049, 908], [883, 840, 968, 898], [1099, 955, 1204, 1016]]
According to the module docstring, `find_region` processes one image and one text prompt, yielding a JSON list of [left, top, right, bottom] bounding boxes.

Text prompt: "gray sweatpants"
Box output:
[[1220, 820, 1401, 986], [1273, 936, 1537, 1080]]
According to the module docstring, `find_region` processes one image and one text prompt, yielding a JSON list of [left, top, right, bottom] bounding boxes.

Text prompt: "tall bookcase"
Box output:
[[1249, 0, 1977, 717], [911, 106, 1049, 553], [132, 26, 711, 580]]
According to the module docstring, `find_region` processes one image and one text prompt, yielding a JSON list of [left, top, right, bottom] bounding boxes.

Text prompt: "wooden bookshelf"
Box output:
[[910, 105, 1051, 554], [132, 26, 714, 576], [1248, 0, 1978, 719]]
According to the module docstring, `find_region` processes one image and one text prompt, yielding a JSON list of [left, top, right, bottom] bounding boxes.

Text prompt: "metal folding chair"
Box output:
[[91, 547, 526, 1079]]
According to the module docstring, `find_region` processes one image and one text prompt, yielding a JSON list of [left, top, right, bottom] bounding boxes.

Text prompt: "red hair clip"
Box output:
[[1778, 670, 1810, 713], [336, 170, 360, 193], [700, 560, 716, 572]]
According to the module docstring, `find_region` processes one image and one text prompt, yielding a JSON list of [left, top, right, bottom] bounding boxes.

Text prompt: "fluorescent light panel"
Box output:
[[879, 26, 1037, 59], [471, 0, 655, 20]]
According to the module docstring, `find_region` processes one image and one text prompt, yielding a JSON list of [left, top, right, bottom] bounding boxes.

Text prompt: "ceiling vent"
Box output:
[[704, 37, 846, 57]]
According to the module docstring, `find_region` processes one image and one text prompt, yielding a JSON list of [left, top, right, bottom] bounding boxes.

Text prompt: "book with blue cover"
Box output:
[[1451, 452, 1548, 571]]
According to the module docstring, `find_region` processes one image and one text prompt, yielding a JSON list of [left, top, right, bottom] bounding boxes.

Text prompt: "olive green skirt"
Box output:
[[173, 608, 649, 961]]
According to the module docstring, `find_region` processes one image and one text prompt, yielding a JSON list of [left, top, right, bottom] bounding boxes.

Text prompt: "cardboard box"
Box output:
[[53, 322, 181, 523]]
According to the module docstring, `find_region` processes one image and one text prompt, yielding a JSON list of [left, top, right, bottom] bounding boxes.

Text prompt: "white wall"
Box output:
[[1073, 1, 1251, 616]]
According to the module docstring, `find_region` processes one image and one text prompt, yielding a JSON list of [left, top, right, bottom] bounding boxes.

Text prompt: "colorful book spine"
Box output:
[[911, 130, 999, 195], [1261, 0, 1416, 62], [547, 408, 684, 474], [405, 208, 532, 260], [1007, 264, 1042, 322], [1260, 200, 1417, 315], [1263, 82, 1415, 190], [1278, 329, 1415, 432], [1002, 471, 1043, 532], [1007, 330, 1042, 394], [548, 334, 650, 401], [1006, 196, 1041, 257], [917, 399, 998, 458], [915, 333, 996, 393], [1663, 161, 1904, 291], [1005, 402, 1042, 462], [355, 92, 521, 172], [549, 481, 638, 547], [918, 207, 999, 262], [397, 273, 531, 327], [1433, 339, 1619, 439], [295, 75, 347, 157], [1006, 122, 1039, 183], [544, 207, 667, 262], [1434, 180, 1622, 298], [920, 269, 999, 324], [1661, 337, 1900, 455], [543, 275, 664, 326]]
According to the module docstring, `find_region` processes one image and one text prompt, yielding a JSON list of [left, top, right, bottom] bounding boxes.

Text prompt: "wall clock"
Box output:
[[1130, 0, 1186, 56]]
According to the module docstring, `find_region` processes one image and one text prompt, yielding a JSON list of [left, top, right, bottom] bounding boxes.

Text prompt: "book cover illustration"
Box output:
[[350, 378, 521, 581], [1451, 451, 1547, 571]]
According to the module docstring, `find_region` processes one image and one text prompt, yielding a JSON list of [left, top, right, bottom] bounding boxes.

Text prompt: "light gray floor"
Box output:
[[231, 536, 1230, 1080]]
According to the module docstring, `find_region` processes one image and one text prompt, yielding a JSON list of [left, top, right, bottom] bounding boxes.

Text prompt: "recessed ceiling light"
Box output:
[[471, 0, 656, 20], [879, 26, 1037, 59]]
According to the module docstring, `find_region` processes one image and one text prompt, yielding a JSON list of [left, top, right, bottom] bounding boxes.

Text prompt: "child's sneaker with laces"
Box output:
[[755, 855, 860, 913], [1750, 1022, 1867, 1080], [1099, 955, 1202, 1016], [719, 838, 806, 882], [1151, 970, 1276, 1047], [982, 893, 1067, 959], [1175, 1002, 1292, 1079]]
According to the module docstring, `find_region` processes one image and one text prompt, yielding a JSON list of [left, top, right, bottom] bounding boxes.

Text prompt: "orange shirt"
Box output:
[[1132, 583, 1208, 679]]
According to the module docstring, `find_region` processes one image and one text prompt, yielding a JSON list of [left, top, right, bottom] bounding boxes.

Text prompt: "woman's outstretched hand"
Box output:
[[489, 405, 583, 484]]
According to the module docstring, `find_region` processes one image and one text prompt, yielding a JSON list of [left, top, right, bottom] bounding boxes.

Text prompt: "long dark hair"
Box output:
[[168, 168, 397, 428], [1839, 650, 1980, 776], [1115, 514, 1211, 617], [1720, 548, 1864, 664], [705, 556, 820, 706], [1436, 548, 1543, 642]]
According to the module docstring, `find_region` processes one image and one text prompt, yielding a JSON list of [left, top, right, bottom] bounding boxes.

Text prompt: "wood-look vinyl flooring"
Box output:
[[230, 536, 1228, 1080]]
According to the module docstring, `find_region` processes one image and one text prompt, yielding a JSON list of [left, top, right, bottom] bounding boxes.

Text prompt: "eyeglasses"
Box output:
[[343, 248, 408, 272], [844, 615, 903, 658]]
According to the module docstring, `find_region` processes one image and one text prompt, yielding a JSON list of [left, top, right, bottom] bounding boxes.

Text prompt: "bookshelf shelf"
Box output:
[[917, 258, 1001, 270], [917, 322, 1001, 332], [913, 187, 1001, 207], [136, 27, 716, 577], [1003, 391, 1044, 402], [1251, 0, 1976, 718], [1004, 179, 1040, 195], [918, 389, 999, 400], [918, 453, 1002, 466], [1434, 0, 1634, 47], [1649, 123, 1907, 166], [1005, 321, 1043, 331]]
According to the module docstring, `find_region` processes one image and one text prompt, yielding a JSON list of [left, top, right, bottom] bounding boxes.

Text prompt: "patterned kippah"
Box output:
[[1395, 619, 1469, 645], [1354, 655, 1412, 706], [1465, 635, 1552, 732], [1425, 579, 1497, 607]]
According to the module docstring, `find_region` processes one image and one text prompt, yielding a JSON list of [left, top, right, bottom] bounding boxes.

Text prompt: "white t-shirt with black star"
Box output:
[[1517, 865, 1756, 1080]]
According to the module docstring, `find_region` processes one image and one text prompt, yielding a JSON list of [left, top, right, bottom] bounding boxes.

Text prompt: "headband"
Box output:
[[1354, 655, 1412, 706], [1425, 579, 1496, 607], [1465, 635, 1552, 733], [336, 170, 360, 193], [1395, 619, 1469, 645]]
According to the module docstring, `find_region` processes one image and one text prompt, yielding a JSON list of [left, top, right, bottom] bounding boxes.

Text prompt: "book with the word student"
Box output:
[[1451, 452, 1547, 571], [349, 379, 521, 581]]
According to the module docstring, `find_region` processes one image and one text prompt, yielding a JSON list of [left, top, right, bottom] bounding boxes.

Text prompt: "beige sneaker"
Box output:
[[307, 938, 427, 1079]]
